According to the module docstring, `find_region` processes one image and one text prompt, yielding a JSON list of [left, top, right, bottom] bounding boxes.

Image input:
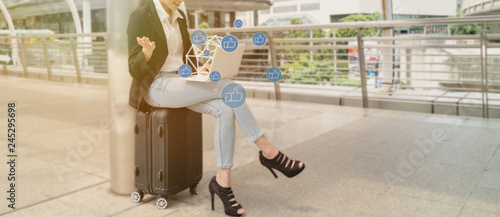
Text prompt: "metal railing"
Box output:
[[2, 15, 500, 118], [0, 32, 107, 83], [197, 15, 500, 118], [462, 0, 500, 15]]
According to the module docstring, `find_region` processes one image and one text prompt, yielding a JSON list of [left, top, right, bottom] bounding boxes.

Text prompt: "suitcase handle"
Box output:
[[158, 170, 163, 181], [134, 124, 139, 134], [135, 166, 139, 177], [158, 125, 163, 137]]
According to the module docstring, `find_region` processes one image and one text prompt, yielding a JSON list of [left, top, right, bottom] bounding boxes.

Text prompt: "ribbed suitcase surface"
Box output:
[[134, 110, 151, 194], [132, 107, 202, 207]]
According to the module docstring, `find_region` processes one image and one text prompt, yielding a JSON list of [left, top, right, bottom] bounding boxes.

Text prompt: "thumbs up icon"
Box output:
[[221, 83, 246, 108], [210, 71, 220, 82], [223, 38, 237, 49], [266, 67, 281, 82], [234, 19, 243, 28], [253, 32, 266, 46], [179, 67, 190, 75], [178, 64, 192, 77], [192, 33, 204, 43], [191, 30, 207, 46], [254, 35, 265, 44], [221, 35, 239, 53], [225, 87, 243, 102], [268, 70, 280, 79]]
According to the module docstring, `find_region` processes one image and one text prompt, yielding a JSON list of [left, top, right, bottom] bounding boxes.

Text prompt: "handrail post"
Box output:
[[480, 24, 485, 118], [71, 38, 82, 83], [268, 31, 281, 101], [356, 28, 369, 108], [42, 39, 53, 80], [481, 24, 489, 118], [333, 30, 338, 86], [17, 39, 28, 77]]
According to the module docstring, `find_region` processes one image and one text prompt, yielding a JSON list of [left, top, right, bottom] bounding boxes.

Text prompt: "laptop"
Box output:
[[183, 44, 246, 82]]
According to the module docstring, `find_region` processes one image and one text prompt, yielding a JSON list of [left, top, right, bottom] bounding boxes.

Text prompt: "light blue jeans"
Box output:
[[144, 72, 265, 168]]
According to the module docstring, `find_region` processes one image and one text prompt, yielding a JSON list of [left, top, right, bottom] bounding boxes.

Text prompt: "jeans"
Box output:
[[144, 72, 265, 168]]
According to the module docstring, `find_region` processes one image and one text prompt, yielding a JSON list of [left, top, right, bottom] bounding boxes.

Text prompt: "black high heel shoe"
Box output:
[[259, 151, 305, 178], [209, 176, 244, 216]]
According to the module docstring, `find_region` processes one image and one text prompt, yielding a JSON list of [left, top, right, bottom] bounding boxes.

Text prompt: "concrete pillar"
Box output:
[[381, 0, 394, 92], [194, 13, 200, 28], [229, 12, 236, 28], [107, 0, 140, 195], [83, 0, 92, 33], [253, 10, 259, 27], [82, 0, 92, 55], [214, 11, 222, 28]]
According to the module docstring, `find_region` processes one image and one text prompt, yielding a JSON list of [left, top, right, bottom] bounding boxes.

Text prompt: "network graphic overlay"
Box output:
[[185, 35, 225, 76]]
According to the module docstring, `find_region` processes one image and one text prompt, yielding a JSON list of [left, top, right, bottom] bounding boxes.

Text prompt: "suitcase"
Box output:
[[130, 107, 203, 209]]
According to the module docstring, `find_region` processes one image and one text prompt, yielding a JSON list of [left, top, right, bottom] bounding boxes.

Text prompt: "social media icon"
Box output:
[[203, 50, 210, 56], [191, 30, 207, 46], [210, 71, 221, 82], [253, 32, 266, 46], [225, 87, 243, 102], [224, 38, 236, 49], [269, 70, 280, 79], [178, 64, 192, 78], [192, 33, 204, 43], [221, 35, 239, 53], [234, 19, 243, 28], [266, 67, 281, 83], [221, 83, 246, 108]]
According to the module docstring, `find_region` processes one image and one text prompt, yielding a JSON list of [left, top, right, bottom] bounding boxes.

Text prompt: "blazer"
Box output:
[[127, 0, 195, 109]]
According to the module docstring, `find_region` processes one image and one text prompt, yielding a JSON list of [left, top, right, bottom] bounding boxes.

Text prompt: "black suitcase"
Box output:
[[131, 107, 203, 209]]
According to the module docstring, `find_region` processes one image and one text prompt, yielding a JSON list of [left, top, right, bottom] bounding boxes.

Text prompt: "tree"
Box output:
[[333, 12, 381, 38], [198, 21, 210, 29], [450, 9, 482, 35]]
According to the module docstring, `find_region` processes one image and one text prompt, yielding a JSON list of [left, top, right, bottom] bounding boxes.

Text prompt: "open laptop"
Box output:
[[183, 44, 246, 82]]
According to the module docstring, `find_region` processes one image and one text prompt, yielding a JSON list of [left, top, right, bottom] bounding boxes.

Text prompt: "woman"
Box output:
[[127, 0, 305, 216]]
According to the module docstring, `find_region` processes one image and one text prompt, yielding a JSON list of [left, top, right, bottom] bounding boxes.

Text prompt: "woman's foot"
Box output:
[[259, 151, 305, 178], [209, 176, 245, 216], [260, 149, 304, 169], [256, 136, 304, 170]]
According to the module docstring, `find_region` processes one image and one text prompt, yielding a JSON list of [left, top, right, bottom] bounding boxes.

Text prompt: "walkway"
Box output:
[[0, 76, 499, 217]]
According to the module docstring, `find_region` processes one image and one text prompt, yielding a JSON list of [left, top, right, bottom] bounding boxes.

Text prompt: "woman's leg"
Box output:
[[147, 76, 268, 167], [187, 99, 236, 169], [186, 99, 245, 215], [144, 75, 232, 108], [146, 75, 301, 175]]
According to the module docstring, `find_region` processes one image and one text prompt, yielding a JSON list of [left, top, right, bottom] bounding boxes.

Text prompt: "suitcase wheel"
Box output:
[[190, 183, 200, 195], [156, 196, 168, 209], [131, 190, 144, 203]]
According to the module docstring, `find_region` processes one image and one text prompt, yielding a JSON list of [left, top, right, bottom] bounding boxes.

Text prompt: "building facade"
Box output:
[[0, 0, 271, 33], [241, 0, 457, 27]]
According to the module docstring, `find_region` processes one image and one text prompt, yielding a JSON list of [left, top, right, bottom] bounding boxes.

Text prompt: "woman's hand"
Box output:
[[198, 64, 211, 75], [137, 36, 156, 62]]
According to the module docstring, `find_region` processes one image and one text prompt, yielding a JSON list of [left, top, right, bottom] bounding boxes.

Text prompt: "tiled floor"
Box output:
[[1, 76, 499, 217]]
